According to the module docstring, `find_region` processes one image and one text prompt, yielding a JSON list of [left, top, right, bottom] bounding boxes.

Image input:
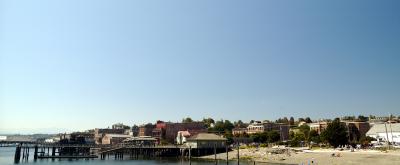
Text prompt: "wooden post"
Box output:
[[214, 143, 217, 164], [52, 147, 56, 160], [14, 145, 21, 163], [226, 144, 229, 165], [34, 145, 38, 161], [237, 144, 239, 165], [189, 146, 192, 165]]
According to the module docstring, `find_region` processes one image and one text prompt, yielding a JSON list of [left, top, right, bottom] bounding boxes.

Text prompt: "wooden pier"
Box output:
[[3, 141, 235, 164]]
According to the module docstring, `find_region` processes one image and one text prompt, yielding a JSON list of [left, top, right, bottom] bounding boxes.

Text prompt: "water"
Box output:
[[0, 147, 281, 165]]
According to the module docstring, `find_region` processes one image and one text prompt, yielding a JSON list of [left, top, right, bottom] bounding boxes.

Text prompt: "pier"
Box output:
[[3, 141, 231, 164]]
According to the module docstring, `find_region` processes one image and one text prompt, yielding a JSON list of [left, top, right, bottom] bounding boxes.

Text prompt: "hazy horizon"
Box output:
[[1, 0, 400, 133]]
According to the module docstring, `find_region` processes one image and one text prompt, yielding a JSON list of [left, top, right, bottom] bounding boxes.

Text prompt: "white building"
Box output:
[[366, 123, 400, 144], [176, 131, 191, 145], [0, 136, 7, 141]]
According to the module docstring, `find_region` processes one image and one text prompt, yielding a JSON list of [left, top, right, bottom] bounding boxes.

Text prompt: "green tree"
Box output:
[[202, 117, 215, 128], [309, 130, 320, 143], [182, 117, 193, 123], [234, 120, 247, 128], [298, 125, 310, 142], [320, 118, 348, 147], [267, 131, 280, 143], [289, 117, 295, 126], [357, 115, 368, 122], [223, 120, 235, 131], [290, 132, 306, 147], [305, 117, 312, 123]]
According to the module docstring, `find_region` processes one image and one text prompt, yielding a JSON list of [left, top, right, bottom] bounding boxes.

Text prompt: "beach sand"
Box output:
[[198, 147, 400, 165]]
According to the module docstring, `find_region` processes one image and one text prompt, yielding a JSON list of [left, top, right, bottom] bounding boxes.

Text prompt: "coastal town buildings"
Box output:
[[232, 121, 290, 141], [138, 124, 155, 137], [164, 122, 207, 143], [94, 128, 126, 144], [123, 136, 157, 146], [232, 128, 247, 135], [101, 134, 132, 145], [308, 122, 329, 134]]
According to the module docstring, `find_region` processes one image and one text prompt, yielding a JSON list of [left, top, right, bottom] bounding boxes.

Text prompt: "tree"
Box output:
[[320, 118, 348, 147], [223, 120, 235, 131], [283, 117, 289, 124], [342, 116, 355, 121], [305, 117, 312, 123], [298, 118, 305, 122], [234, 120, 247, 128], [267, 131, 280, 143], [289, 117, 295, 126], [357, 115, 368, 122], [182, 117, 193, 123], [131, 125, 139, 136], [309, 130, 320, 143], [211, 120, 234, 133], [298, 125, 310, 142], [202, 118, 215, 128], [290, 132, 306, 147]]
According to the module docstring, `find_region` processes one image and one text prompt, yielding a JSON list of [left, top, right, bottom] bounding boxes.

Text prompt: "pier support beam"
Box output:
[[14, 145, 21, 163], [34, 145, 38, 161]]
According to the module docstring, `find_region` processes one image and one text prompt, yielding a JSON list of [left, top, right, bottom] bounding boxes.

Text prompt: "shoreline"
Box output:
[[197, 147, 400, 165]]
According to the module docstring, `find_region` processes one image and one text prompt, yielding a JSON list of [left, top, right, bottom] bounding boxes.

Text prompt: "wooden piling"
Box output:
[[14, 145, 21, 163], [34, 145, 38, 161], [226, 145, 229, 165], [237, 144, 239, 165], [214, 144, 217, 165], [189, 146, 192, 165]]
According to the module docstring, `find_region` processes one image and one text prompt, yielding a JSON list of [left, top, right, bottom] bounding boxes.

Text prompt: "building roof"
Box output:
[[177, 131, 191, 137], [104, 134, 132, 138], [187, 133, 226, 141], [123, 136, 157, 142], [366, 123, 400, 135]]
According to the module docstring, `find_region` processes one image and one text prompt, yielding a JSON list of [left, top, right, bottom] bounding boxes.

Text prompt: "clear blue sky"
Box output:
[[1, 0, 399, 133]]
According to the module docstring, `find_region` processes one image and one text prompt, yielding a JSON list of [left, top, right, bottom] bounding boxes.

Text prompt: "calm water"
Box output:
[[0, 147, 281, 165]]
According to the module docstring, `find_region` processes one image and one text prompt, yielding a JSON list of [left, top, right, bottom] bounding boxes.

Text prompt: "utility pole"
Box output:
[[384, 123, 390, 150], [389, 115, 394, 149]]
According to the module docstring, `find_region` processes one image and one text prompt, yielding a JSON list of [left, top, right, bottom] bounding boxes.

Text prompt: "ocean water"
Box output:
[[0, 147, 281, 165]]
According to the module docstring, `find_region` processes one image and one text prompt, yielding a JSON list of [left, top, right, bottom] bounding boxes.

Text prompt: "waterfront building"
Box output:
[[70, 132, 95, 144], [185, 133, 227, 149], [0, 136, 6, 141], [94, 128, 126, 144], [152, 120, 167, 140], [246, 121, 265, 134], [123, 136, 157, 147], [232, 128, 247, 136], [176, 131, 191, 145], [308, 122, 329, 134], [164, 122, 207, 143], [139, 123, 155, 137], [366, 123, 400, 144], [101, 134, 132, 145]]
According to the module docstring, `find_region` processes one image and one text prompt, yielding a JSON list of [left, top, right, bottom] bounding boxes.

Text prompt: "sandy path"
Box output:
[[198, 148, 400, 165]]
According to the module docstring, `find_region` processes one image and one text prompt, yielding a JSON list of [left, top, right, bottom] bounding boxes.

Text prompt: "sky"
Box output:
[[1, 0, 400, 134]]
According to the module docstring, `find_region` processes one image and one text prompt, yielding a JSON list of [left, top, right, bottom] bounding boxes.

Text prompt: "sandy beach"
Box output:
[[199, 147, 400, 165]]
